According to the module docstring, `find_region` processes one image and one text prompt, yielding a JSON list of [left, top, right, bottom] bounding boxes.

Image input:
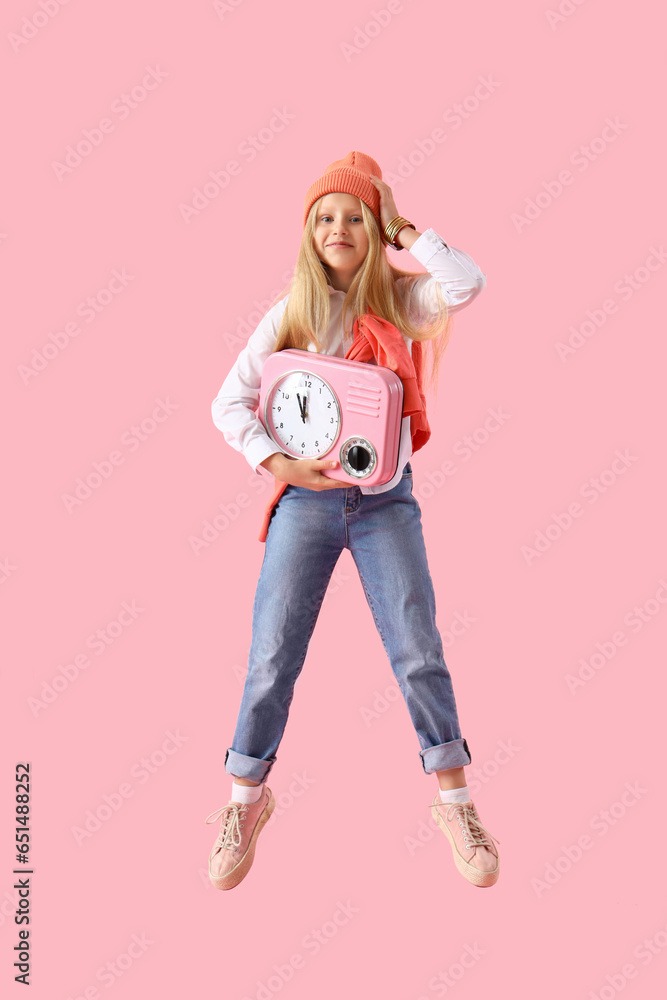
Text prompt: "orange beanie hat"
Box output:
[[303, 150, 383, 230]]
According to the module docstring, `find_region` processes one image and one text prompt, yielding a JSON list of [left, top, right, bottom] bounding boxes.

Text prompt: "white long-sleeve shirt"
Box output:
[[211, 228, 486, 493]]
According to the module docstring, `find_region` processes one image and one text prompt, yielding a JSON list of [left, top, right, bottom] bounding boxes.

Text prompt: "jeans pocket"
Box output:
[[401, 461, 413, 479]]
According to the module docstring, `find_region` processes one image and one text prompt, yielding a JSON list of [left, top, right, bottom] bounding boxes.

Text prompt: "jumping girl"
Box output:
[[205, 151, 500, 890]]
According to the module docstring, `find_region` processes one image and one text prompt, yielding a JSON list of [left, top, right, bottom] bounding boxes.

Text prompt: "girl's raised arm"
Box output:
[[403, 228, 486, 320]]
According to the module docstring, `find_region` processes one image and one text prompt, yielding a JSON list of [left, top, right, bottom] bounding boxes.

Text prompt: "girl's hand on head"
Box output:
[[369, 174, 401, 234]]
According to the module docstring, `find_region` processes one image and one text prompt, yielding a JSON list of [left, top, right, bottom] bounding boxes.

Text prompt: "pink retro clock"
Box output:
[[258, 348, 405, 486]]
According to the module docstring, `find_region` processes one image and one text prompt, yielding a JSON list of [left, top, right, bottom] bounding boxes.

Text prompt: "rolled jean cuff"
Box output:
[[225, 748, 276, 784], [419, 737, 472, 774]]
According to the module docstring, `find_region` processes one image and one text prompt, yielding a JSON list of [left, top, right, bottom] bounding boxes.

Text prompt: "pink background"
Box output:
[[3, 1, 666, 997]]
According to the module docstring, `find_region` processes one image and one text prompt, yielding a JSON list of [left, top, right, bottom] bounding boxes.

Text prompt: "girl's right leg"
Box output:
[[225, 484, 346, 785], [208, 486, 345, 890]]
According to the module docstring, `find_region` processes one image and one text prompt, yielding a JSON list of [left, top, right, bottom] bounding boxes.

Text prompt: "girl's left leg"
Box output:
[[347, 466, 500, 886], [346, 468, 472, 776]]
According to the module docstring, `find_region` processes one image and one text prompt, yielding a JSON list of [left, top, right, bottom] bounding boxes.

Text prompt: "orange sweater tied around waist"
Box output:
[[257, 311, 431, 542]]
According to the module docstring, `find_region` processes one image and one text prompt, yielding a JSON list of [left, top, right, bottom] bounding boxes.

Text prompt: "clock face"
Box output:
[[265, 369, 341, 459]]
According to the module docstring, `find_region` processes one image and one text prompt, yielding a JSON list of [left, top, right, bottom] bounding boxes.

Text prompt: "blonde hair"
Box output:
[[267, 196, 453, 398]]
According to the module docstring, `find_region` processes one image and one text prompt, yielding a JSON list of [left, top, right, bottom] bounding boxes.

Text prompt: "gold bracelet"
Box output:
[[383, 216, 416, 250]]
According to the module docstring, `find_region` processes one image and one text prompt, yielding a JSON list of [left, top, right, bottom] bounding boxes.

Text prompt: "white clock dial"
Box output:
[[265, 370, 341, 458]]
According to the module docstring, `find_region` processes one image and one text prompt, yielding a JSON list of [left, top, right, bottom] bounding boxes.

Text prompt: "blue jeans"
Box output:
[[225, 462, 472, 783]]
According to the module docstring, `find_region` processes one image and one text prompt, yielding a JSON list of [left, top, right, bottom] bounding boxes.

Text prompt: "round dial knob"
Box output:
[[340, 437, 377, 478], [347, 444, 371, 472]]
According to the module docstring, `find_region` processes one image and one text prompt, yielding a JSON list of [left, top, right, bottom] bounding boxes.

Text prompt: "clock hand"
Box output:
[[297, 392, 307, 423]]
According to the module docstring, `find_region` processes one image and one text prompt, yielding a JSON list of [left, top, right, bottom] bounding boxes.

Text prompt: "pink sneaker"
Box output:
[[204, 786, 275, 890], [430, 795, 500, 887]]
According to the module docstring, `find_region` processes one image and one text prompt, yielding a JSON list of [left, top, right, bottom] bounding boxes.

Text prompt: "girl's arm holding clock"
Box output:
[[260, 451, 348, 490]]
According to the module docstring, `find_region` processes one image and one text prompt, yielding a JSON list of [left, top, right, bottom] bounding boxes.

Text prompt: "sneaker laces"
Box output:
[[204, 803, 249, 852], [432, 800, 501, 854]]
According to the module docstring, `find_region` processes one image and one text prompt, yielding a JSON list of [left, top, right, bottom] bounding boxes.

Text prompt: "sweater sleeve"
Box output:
[[403, 228, 486, 319], [211, 298, 289, 475]]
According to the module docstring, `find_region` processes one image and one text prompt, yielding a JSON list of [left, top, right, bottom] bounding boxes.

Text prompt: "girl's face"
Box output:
[[313, 193, 369, 290]]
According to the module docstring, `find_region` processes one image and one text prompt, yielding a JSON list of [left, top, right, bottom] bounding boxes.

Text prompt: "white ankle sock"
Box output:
[[231, 780, 263, 804], [439, 785, 471, 804]]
